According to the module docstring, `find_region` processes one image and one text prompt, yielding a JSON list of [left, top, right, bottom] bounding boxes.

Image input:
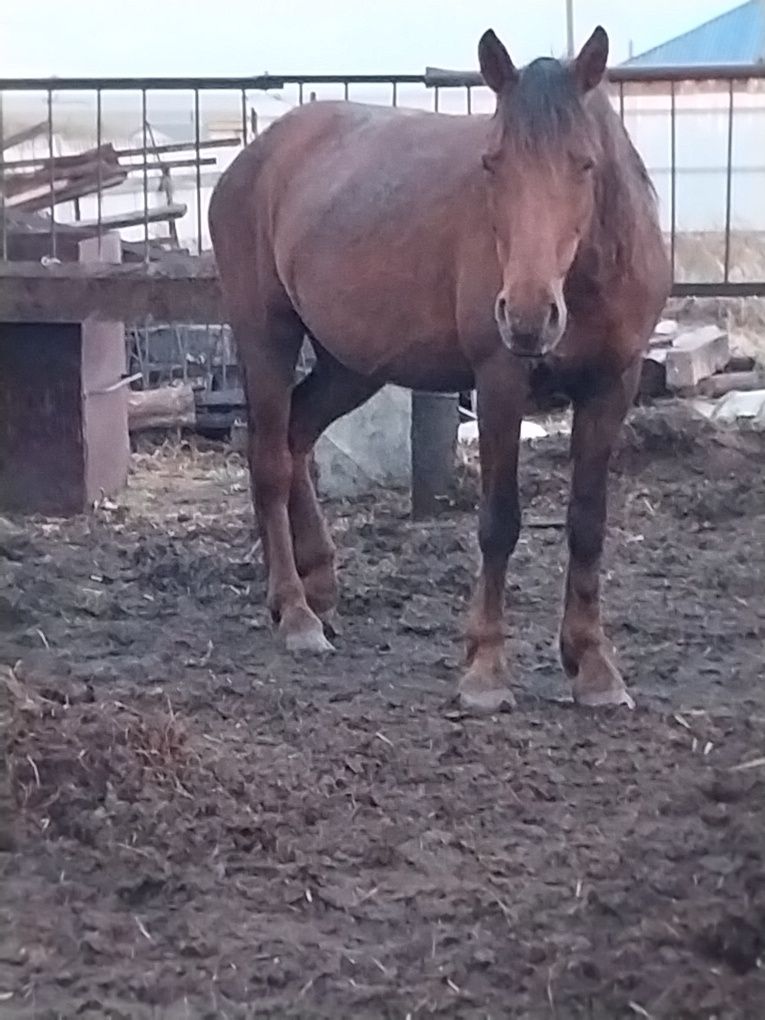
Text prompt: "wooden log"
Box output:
[[128, 383, 196, 432], [697, 370, 765, 398]]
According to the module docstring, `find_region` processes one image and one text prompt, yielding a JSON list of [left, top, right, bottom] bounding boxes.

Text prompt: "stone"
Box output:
[[711, 389, 765, 429]]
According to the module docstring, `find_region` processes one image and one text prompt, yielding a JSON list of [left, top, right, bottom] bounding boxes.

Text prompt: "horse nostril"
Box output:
[[548, 302, 560, 330], [496, 296, 508, 323]]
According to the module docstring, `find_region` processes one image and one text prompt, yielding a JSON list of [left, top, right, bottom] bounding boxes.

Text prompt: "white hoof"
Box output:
[[458, 683, 516, 714], [284, 627, 335, 654], [574, 686, 635, 709]]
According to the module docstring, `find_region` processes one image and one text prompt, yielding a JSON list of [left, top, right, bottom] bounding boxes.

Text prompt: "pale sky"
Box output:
[[2, 0, 741, 77]]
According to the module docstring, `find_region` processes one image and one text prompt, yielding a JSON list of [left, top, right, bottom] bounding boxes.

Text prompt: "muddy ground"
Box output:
[[1, 406, 764, 1019]]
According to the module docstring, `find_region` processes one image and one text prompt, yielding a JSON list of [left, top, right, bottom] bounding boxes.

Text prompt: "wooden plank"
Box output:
[[74, 203, 187, 231], [115, 137, 241, 158], [6, 159, 124, 201], [122, 157, 217, 173], [8, 167, 126, 212], [0, 143, 118, 172], [1, 120, 48, 152], [0, 258, 223, 324]]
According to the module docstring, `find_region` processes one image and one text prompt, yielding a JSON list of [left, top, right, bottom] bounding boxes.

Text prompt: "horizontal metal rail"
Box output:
[[1, 64, 764, 299], [1, 63, 764, 92]]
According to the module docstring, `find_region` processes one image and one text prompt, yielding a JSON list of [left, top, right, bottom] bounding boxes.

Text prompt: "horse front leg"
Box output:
[[560, 367, 638, 707], [459, 360, 525, 712]]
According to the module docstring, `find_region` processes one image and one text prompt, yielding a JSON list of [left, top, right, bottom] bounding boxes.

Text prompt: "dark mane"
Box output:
[[585, 88, 660, 279], [502, 58, 584, 150]]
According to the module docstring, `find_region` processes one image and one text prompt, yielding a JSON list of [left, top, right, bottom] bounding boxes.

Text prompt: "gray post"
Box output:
[[410, 391, 459, 519]]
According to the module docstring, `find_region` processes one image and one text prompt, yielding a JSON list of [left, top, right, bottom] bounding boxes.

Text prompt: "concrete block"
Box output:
[[314, 385, 411, 498], [665, 326, 729, 391]]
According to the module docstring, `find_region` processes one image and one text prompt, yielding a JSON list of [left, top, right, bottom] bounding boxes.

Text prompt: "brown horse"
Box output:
[[209, 26, 671, 712]]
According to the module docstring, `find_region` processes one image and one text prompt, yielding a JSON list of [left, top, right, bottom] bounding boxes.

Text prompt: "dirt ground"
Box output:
[[1, 405, 764, 1019]]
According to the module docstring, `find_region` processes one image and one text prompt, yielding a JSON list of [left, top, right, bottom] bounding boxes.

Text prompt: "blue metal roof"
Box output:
[[623, 1, 765, 66]]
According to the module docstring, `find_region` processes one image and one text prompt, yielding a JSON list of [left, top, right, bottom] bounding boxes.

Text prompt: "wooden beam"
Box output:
[[6, 164, 126, 210], [74, 203, 187, 230], [0, 143, 118, 172], [1, 120, 48, 152], [0, 258, 223, 324]]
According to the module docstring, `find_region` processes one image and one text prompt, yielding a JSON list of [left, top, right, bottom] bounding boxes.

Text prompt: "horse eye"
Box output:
[[580, 158, 595, 173]]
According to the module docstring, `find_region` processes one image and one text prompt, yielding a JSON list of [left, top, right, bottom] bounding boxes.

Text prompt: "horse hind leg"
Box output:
[[288, 347, 381, 625], [235, 306, 333, 654]]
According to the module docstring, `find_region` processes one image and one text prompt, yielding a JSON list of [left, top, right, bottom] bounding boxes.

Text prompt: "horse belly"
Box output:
[[278, 216, 474, 389], [301, 280, 473, 390]]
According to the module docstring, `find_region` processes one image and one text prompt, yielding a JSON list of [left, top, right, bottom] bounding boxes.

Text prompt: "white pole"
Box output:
[[566, 0, 575, 57]]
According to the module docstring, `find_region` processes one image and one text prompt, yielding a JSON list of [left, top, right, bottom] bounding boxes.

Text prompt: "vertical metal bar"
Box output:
[[392, 81, 398, 107], [669, 81, 676, 276], [723, 79, 734, 283], [0, 90, 7, 261], [466, 85, 472, 115], [343, 81, 349, 101], [298, 81, 304, 105], [194, 87, 202, 255], [241, 87, 248, 146], [47, 88, 57, 259], [96, 88, 103, 250], [566, 0, 575, 57], [618, 81, 625, 122], [141, 88, 149, 262], [434, 86, 440, 113]]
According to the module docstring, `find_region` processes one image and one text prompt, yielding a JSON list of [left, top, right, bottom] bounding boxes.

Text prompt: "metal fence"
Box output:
[[1, 63, 765, 298]]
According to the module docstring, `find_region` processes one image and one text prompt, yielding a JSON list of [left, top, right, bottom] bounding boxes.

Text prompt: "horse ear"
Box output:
[[478, 29, 519, 95], [573, 26, 609, 93]]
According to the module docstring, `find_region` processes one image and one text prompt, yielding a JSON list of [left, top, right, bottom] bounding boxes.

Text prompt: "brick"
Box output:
[[665, 326, 729, 391]]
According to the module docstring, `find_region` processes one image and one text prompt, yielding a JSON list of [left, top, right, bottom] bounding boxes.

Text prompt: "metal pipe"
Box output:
[[96, 89, 103, 250], [47, 88, 56, 260], [724, 80, 735, 283], [194, 87, 202, 255], [141, 88, 149, 261], [670, 81, 676, 276], [0, 90, 6, 261], [411, 392, 459, 519], [566, 0, 575, 58]]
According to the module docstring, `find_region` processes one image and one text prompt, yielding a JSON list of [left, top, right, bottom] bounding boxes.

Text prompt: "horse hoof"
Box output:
[[458, 677, 515, 714], [280, 608, 335, 654], [574, 685, 635, 710], [284, 627, 335, 654]]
